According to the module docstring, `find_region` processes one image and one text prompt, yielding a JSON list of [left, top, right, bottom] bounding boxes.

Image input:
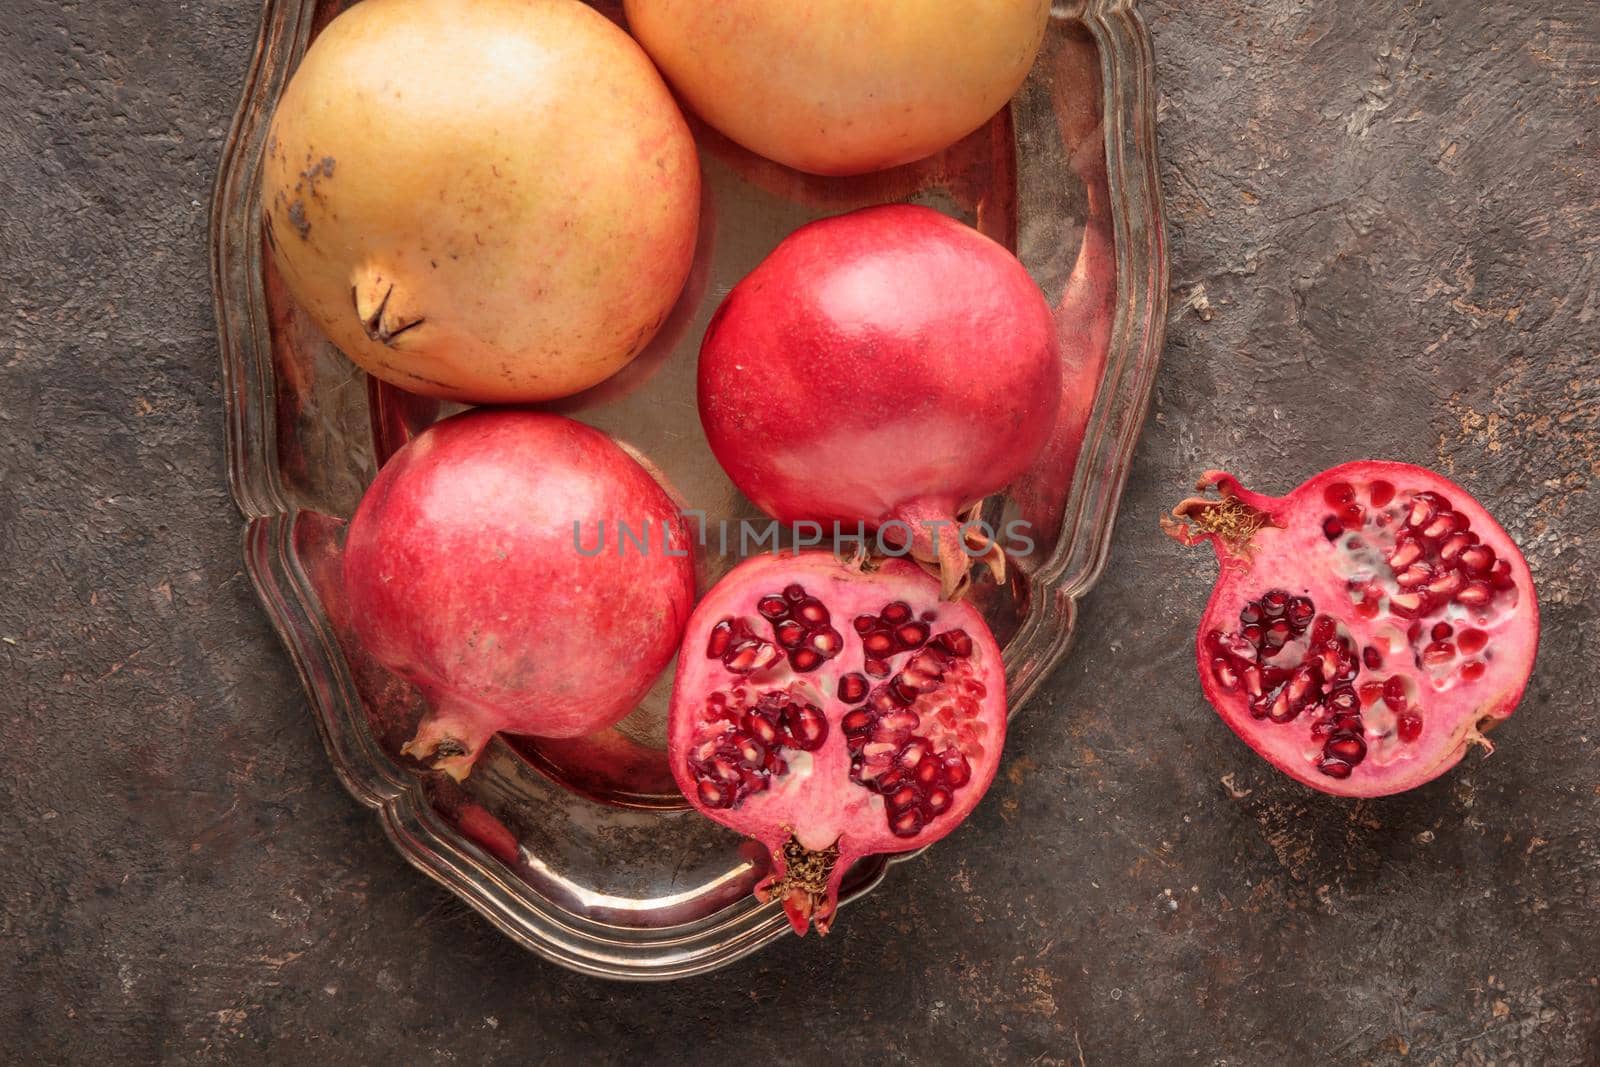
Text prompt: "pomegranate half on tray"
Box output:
[[212, 0, 1167, 978]]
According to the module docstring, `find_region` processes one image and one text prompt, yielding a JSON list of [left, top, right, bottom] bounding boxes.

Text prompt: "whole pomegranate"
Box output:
[[344, 410, 696, 780], [698, 205, 1062, 596], [263, 0, 699, 403], [669, 552, 1008, 935], [1163, 462, 1539, 797], [625, 0, 1050, 175]]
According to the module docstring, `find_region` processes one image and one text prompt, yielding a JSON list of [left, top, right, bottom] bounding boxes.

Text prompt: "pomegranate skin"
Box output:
[[343, 410, 696, 779], [698, 205, 1062, 595], [668, 552, 1007, 935], [263, 0, 700, 403], [1165, 461, 1539, 798], [624, 0, 1050, 176]]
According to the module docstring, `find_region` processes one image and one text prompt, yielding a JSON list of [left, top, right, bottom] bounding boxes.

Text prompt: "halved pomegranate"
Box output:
[[668, 552, 1007, 934], [1163, 461, 1538, 797]]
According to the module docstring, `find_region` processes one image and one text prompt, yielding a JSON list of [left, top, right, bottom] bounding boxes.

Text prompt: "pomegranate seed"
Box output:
[[1327, 687, 1359, 714], [1456, 580, 1492, 607], [795, 599, 830, 626], [841, 708, 873, 734], [1427, 571, 1465, 598], [853, 614, 877, 635], [1461, 660, 1487, 681], [783, 703, 828, 750], [1341, 502, 1365, 527], [783, 584, 807, 602], [915, 756, 941, 785], [838, 673, 869, 703], [1397, 713, 1423, 743], [1395, 563, 1433, 588], [1323, 516, 1344, 540], [864, 657, 890, 678], [1239, 602, 1262, 625], [735, 736, 767, 767], [1439, 532, 1474, 563], [863, 631, 895, 657], [1359, 681, 1384, 706], [727, 641, 779, 674], [1286, 666, 1317, 704], [1430, 621, 1452, 640], [931, 629, 974, 658], [1488, 559, 1515, 589], [1354, 597, 1380, 619], [1309, 616, 1336, 646], [1318, 757, 1354, 780], [1457, 628, 1488, 656], [1324, 482, 1356, 507], [1362, 645, 1383, 669], [1211, 658, 1239, 689], [697, 778, 734, 808], [1422, 640, 1456, 666], [1387, 591, 1426, 617], [1457, 544, 1494, 575], [924, 787, 953, 815], [775, 620, 806, 648], [1260, 590, 1288, 617], [882, 710, 921, 734], [1419, 512, 1456, 540], [1382, 676, 1408, 712], [942, 750, 972, 787], [880, 601, 912, 624], [895, 621, 931, 649], [898, 739, 930, 767], [743, 711, 779, 746], [1286, 597, 1315, 629], [1406, 496, 1436, 529], [757, 595, 789, 620], [1266, 690, 1297, 723], [1325, 733, 1367, 763], [889, 807, 926, 838], [788, 647, 823, 672], [1242, 665, 1263, 697], [707, 619, 736, 659], [809, 627, 842, 656], [1267, 619, 1292, 642], [885, 784, 921, 812], [1388, 538, 1423, 571], [1368, 479, 1396, 507], [1241, 624, 1264, 647]]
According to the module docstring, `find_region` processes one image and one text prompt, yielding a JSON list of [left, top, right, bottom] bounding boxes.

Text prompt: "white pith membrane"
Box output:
[[1170, 467, 1537, 796], [668, 554, 1004, 934]]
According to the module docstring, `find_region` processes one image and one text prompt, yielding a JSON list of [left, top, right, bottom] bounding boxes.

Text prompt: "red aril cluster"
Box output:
[[1164, 461, 1538, 797], [669, 552, 1006, 934]]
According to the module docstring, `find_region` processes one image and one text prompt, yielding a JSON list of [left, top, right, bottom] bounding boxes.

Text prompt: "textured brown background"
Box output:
[[3, 1, 1598, 1063]]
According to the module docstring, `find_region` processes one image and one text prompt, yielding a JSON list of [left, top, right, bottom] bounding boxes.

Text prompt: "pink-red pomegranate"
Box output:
[[344, 409, 696, 779], [698, 205, 1061, 597], [1163, 461, 1539, 797], [669, 552, 1007, 934]]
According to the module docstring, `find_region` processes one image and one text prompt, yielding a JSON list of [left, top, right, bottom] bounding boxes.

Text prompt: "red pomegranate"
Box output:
[[1164, 461, 1539, 796], [698, 204, 1062, 597], [343, 409, 696, 779], [669, 552, 1008, 935]]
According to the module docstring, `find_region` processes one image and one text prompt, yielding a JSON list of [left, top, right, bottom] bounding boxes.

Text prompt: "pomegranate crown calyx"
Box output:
[[1160, 471, 1279, 560]]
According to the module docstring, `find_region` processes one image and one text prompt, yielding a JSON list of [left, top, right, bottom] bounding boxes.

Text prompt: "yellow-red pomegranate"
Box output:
[[669, 552, 1008, 934], [1165, 462, 1539, 797], [343, 410, 696, 780], [263, 0, 700, 402], [624, 0, 1050, 175]]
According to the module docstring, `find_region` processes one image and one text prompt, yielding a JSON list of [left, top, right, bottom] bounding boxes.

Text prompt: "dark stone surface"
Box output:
[[2, 0, 1597, 1062]]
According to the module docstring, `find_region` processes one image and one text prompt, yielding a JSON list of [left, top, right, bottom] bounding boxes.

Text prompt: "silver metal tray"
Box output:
[[211, 0, 1166, 979]]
